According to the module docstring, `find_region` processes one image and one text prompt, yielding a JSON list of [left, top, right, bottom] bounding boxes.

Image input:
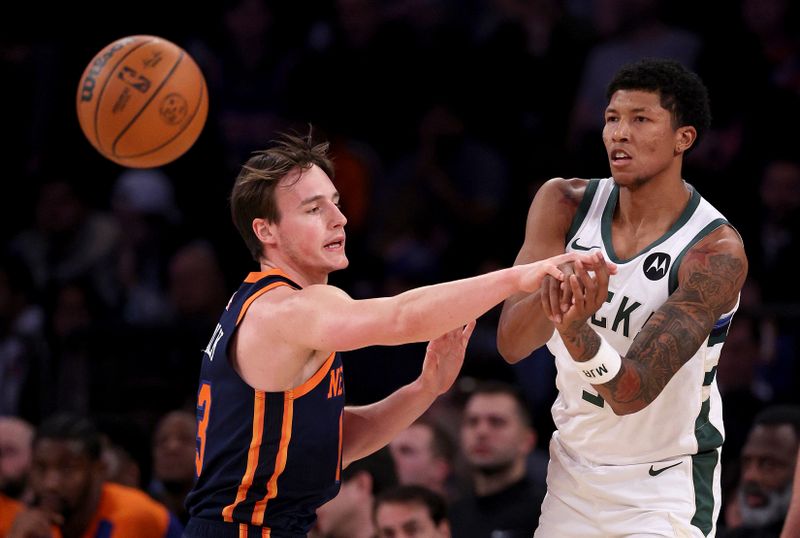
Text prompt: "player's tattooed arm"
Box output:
[[596, 232, 747, 415]]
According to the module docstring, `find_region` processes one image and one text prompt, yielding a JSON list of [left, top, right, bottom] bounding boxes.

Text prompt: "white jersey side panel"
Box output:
[[548, 177, 737, 465]]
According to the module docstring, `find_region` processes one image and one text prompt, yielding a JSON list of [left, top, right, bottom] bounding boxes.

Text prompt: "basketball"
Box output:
[[76, 35, 208, 168]]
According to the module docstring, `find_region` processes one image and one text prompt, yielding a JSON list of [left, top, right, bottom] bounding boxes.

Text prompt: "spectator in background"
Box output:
[[0, 256, 49, 423], [1, 413, 182, 538], [314, 447, 398, 538], [449, 381, 543, 537], [8, 179, 120, 309], [148, 410, 196, 526], [389, 417, 457, 500], [374, 484, 451, 538], [722, 405, 800, 537], [111, 169, 182, 325], [0, 416, 34, 502]]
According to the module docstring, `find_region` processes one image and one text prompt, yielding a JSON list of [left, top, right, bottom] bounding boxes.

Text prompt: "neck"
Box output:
[[260, 257, 328, 288], [331, 507, 375, 538], [472, 458, 526, 497], [616, 176, 691, 231]]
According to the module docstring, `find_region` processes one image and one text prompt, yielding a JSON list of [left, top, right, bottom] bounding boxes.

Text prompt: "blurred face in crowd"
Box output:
[[0, 417, 34, 498], [29, 439, 103, 518], [375, 500, 450, 538], [389, 424, 446, 491], [460, 393, 533, 474], [153, 411, 197, 484], [738, 424, 799, 527]]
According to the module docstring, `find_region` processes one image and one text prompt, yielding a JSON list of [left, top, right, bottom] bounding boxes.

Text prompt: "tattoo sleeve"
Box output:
[[594, 247, 746, 414]]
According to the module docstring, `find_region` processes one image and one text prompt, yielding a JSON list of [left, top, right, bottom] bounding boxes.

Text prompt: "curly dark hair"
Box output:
[[606, 58, 711, 153]]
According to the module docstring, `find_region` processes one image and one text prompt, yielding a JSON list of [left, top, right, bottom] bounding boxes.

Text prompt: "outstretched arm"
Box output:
[[265, 251, 609, 353], [497, 178, 586, 363], [552, 226, 747, 415], [341, 322, 475, 467]]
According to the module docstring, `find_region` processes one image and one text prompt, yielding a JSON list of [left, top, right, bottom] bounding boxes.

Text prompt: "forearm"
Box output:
[[341, 379, 436, 467], [560, 324, 646, 415], [389, 267, 522, 343], [497, 291, 555, 363]]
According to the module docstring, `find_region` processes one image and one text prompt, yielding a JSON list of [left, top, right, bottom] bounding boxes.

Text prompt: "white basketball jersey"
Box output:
[[548, 177, 738, 465]]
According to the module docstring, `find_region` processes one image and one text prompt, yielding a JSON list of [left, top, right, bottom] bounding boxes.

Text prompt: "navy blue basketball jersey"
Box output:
[[185, 270, 345, 538]]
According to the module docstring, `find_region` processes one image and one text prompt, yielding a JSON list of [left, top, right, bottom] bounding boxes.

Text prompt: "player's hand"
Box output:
[[541, 262, 577, 324], [549, 252, 613, 336], [8, 506, 62, 538], [519, 251, 615, 294], [420, 321, 476, 396], [541, 251, 616, 324]]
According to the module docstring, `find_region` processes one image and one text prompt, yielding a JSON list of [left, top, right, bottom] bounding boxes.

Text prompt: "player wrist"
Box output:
[[573, 334, 621, 384]]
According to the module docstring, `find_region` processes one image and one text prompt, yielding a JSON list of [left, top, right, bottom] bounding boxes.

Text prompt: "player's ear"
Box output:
[[674, 126, 697, 155], [252, 218, 277, 245]]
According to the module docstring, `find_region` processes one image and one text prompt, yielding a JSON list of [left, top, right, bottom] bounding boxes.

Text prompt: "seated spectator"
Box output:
[[1, 413, 183, 538], [314, 447, 398, 538], [722, 405, 800, 537], [389, 417, 456, 500], [374, 484, 450, 538], [449, 381, 544, 537], [148, 410, 196, 525], [0, 416, 34, 502]]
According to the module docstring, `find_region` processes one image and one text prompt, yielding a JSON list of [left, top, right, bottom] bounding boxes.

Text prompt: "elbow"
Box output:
[[497, 343, 526, 364]]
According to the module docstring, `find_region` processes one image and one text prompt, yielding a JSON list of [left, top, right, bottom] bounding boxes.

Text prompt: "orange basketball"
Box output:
[[76, 35, 208, 168]]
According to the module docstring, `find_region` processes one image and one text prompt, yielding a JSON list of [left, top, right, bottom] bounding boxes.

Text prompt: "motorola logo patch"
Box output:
[[643, 252, 671, 281]]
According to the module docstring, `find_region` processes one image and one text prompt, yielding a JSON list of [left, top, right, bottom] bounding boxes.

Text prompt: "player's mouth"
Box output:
[[324, 237, 345, 251], [610, 149, 632, 165]]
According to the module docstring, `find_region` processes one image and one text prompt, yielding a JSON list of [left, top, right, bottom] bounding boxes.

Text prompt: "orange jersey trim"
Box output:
[[291, 352, 336, 399], [236, 281, 293, 325], [252, 397, 294, 525], [244, 269, 292, 284], [223, 392, 267, 522]]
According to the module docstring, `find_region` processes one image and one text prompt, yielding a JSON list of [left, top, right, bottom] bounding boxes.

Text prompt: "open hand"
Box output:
[[420, 321, 476, 396]]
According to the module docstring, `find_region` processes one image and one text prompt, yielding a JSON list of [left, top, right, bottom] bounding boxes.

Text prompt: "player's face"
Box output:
[[272, 165, 348, 282], [460, 394, 533, 472], [602, 90, 686, 188], [389, 425, 439, 487], [29, 439, 102, 518], [375, 501, 450, 538], [738, 423, 797, 525]]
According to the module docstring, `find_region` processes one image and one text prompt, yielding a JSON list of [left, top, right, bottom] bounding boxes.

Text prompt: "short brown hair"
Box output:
[[230, 130, 334, 262]]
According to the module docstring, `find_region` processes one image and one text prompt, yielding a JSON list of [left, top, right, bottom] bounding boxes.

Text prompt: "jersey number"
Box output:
[[195, 382, 212, 475]]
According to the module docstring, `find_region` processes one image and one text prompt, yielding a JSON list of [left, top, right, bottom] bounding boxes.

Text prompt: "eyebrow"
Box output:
[[298, 192, 340, 206]]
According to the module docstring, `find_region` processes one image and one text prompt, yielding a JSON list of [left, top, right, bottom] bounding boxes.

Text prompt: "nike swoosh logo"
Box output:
[[649, 462, 682, 476], [570, 238, 602, 251]]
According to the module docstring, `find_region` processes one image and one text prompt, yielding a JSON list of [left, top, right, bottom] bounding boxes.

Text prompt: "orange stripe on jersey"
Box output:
[[239, 523, 248, 537], [336, 410, 343, 481], [252, 397, 294, 525], [292, 352, 336, 398], [244, 269, 291, 283], [223, 392, 267, 522], [262, 528, 271, 537], [236, 281, 292, 325]]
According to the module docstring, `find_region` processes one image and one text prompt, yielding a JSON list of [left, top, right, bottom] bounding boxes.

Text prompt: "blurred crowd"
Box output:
[[1, 0, 800, 535]]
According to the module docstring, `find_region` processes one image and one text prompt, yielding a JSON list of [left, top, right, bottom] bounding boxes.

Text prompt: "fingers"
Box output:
[[461, 320, 476, 341], [540, 275, 557, 322]]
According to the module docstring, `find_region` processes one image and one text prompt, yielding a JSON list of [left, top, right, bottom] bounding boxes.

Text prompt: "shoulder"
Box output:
[[0, 494, 23, 531], [101, 483, 170, 518], [247, 283, 352, 318], [678, 224, 748, 315], [534, 177, 591, 205]]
